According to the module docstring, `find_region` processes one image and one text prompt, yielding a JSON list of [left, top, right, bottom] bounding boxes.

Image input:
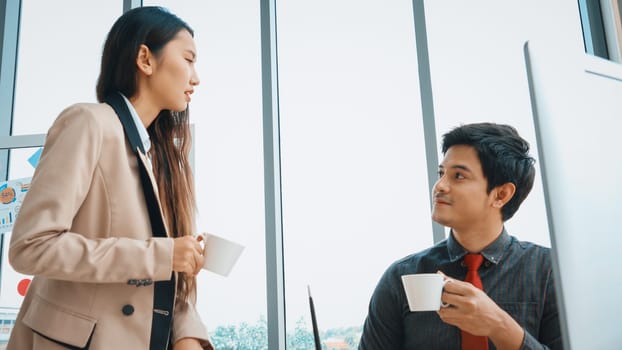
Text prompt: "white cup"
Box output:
[[200, 233, 245, 277], [401, 273, 449, 312]]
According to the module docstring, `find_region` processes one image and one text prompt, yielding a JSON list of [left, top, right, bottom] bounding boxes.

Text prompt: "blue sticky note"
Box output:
[[28, 148, 43, 168]]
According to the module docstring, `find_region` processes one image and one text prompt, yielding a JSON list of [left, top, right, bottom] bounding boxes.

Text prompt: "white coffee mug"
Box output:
[[401, 273, 450, 312], [201, 233, 245, 277]]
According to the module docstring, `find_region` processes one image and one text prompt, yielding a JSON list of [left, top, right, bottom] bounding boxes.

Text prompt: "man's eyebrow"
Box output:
[[452, 164, 472, 173], [438, 164, 473, 173]]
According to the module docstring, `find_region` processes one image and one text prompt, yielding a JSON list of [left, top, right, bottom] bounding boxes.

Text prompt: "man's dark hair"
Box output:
[[441, 122, 536, 221]]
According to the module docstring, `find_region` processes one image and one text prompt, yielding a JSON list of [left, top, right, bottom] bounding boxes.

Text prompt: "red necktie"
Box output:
[[461, 253, 489, 350]]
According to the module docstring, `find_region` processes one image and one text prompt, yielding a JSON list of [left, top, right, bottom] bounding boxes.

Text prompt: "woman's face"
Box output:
[[148, 29, 200, 112]]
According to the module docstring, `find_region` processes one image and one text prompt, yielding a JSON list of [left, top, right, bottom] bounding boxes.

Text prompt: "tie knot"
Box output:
[[464, 253, 484, 271]]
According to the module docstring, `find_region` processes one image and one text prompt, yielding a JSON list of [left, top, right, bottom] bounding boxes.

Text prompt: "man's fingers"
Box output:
[[442, 291, 469, 308], [442, 278, 475, 294]]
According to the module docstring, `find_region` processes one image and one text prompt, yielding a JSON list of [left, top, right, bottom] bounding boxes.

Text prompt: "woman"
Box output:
[[7, 7, 212, 350]]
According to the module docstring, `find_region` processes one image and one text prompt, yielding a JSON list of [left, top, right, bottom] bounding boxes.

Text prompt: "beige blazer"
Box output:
[[7, 103, 213, 350]]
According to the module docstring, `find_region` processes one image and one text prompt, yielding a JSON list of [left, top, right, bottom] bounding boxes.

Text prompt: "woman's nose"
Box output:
[[191, 70, 200, 86]]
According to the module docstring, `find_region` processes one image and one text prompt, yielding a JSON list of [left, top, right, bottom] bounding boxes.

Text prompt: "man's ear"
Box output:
[[136, 44, 153, 76], [492, 182, 516, 208]]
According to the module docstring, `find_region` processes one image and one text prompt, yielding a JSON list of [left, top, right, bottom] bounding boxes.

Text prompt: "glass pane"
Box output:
[[0, 147, 41, 346], [143, 1, 267, 347], [7, 147, 41, 180], [425, 1, 583, 247], [277, 1, 432, 348], [12, 1, 121, 135]]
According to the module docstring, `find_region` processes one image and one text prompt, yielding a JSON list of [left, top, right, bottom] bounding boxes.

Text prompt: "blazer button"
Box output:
[[122, 304, 134, 316]]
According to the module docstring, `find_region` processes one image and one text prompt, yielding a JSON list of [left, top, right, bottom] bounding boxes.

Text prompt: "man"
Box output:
[[359, 123, 561, 349]]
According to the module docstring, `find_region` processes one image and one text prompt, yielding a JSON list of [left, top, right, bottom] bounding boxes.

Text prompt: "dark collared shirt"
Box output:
[[359, 229, 562, 350]]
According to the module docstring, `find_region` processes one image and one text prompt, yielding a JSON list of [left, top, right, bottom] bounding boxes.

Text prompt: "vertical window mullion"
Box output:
[[411, 0, 445, 243], [0, 0, 22, 181], [260, 0, 287, 348]]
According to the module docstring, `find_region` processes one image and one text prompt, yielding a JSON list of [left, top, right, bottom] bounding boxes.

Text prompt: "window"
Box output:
[[142, 1, 268, 346], [424, 1, 574, 246], [11, 1, 120, 135], [578, 0, 622, 62], [277, 1, 432, 347]]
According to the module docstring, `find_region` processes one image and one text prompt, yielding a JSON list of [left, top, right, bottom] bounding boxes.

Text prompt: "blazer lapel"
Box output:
[[137, 150, 170, 238]]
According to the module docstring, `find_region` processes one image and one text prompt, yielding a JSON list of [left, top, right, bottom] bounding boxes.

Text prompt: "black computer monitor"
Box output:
[[524, 40, 622, 349], [308, 286, 322, 350]]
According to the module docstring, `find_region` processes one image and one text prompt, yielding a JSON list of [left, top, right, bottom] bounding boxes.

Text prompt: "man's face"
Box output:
[[431, 145, 496, 231]]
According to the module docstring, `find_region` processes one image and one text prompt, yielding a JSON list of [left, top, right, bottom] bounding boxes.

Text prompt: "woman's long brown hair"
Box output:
[[149, 109, 196, 307], [96, 6, 197, 308]]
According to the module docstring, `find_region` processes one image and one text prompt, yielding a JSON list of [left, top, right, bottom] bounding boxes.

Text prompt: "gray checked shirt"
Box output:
[[359, 228, 562, 350]]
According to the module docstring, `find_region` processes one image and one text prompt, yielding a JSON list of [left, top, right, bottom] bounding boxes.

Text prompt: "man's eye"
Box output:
[[437, 170, 444, 178], [455, 172, 465, 179]]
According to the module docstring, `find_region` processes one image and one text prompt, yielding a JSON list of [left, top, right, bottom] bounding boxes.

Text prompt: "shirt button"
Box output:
[[122, 304, 134, 316], [484, 261, 491, 267]]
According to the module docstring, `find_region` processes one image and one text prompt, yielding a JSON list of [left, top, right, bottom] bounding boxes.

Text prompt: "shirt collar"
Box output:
[[446, 227, 512, 265], [120, 93, 151, 153]]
